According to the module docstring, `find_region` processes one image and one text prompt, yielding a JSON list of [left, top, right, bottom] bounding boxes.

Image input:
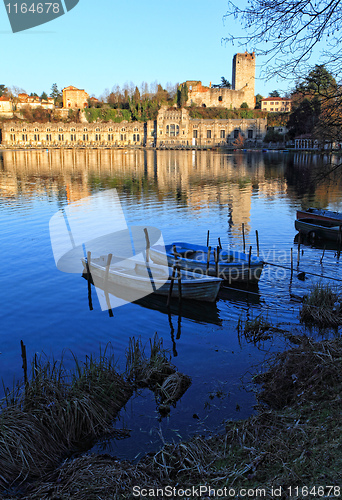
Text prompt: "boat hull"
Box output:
[[295, 219, 342, 242], [296, 208, 342, 225], [150, 243, 264, 284], [82, 257, 222, 302]]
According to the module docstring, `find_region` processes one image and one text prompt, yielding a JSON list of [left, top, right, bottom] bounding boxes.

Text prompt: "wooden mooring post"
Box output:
[[144, 227, 150, 262], [255, 230, 260, 257], [167, 266, 177, 307], [207, 230, 210, 247], [242, 223, 246, 253], [206, 246, 211, 274], [297, 232, 301, 266]]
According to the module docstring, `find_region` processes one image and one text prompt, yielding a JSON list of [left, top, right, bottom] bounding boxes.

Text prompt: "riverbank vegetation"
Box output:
[[1, 334, 341, 499], [0, 335, 190, 497]]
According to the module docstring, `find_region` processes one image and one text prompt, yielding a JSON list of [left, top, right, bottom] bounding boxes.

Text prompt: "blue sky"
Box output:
[[0, 0, 296, 98]]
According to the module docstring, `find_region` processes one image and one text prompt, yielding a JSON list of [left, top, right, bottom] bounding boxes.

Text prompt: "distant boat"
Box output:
[[82, 254, 222, 303], [296, 208, 342, 225], [295, 218, 342, 242], [149, 242, 264, 284]]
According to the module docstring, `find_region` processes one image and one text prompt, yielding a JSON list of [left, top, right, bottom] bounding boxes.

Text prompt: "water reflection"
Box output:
[[1, 149, 342, 235]]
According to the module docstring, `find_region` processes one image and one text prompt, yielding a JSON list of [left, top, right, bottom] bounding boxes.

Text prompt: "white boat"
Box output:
[[149, 242, 264, 283], [82, 254, 222, 303]]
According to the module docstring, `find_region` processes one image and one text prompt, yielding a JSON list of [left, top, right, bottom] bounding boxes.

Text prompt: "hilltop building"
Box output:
[[261, 97, 292, 112], [185, 52, 256, 109], [62, 86, 89, 109], [0, 96, 13, 117]]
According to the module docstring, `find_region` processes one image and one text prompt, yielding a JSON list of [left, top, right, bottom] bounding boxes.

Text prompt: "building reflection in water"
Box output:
[[1, 149, 342, 237]]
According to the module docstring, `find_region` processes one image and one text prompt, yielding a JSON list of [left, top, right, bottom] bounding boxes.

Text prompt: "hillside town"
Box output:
[[0, 53, 341, 151]]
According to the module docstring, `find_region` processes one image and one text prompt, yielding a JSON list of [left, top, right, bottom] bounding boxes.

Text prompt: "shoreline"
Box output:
[[1, 335, 341, 499]]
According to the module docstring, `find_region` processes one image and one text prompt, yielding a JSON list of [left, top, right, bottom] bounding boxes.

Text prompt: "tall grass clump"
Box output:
[[300, 282, 342, 327], [0, 335, 191, 493], [0, 345, 133, 489]]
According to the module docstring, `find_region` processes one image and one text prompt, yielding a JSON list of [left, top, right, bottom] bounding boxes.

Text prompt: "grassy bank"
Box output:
[[0, 335, 190, 498], [1, 335, 341, 499]]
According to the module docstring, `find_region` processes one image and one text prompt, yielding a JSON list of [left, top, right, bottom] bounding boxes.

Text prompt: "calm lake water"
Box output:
[[0, 148, 341, 460]]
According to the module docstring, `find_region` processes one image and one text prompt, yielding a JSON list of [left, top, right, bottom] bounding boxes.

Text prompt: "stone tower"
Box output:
[[232, 52, 255, 108]]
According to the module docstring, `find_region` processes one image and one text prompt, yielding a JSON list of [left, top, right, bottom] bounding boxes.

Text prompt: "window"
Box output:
[[248, 130, 253, 139], [71, 128, 76, 132], [84, 128, 88, 132], [59, 128, 63, 132], [46, 134, 52, 141], [234, 129, 239, 138], [133, 134, 140, 142], [96, 128, 100, 132], [121, 128, 126, 132], [71, 134, 77, 141], [58, 134, 64, 141], [95, 134, 101, 141], [108, 134, 113, 141], [46, 128, 50, 132], [220, 130, 225, 139], [10, 128, 15, 132], [22, 134, 27, 141], [270, 108, 274, 111], [108, 128, 113, 132], [207, 130, 211, 139], [34, 134, 40, 141], [218, 96, 222, 102], [193, 130, 198, 139], [34, 128, 39, 132], [10, 134, 16, 141], [270, 102, 274, 105], [83, 134, 88, 141], [134, 128, 138, 132]]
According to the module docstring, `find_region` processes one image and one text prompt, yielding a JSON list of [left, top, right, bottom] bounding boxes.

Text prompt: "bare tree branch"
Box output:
[[223, 0, 342, 80]]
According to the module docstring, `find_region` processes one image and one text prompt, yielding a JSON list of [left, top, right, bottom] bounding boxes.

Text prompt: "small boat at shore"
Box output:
[[296, 208, 342, 225], [149, 242, 264, 283], [295, 218, 342, 242], [82, 254, 222, 303]]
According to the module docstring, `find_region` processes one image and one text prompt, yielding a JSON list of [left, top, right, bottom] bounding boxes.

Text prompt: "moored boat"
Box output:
[[296, 208, 342, 225], [295, 218, 342, 242], [82, 254, 222, 303], [149, 242, 264, 283]]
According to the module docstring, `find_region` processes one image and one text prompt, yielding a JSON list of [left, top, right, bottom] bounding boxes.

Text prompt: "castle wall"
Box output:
[[232, 52, 255, 108], [156, 106, 267, 147], [185, 52, 256, 109], [1, 121, 147, 147]]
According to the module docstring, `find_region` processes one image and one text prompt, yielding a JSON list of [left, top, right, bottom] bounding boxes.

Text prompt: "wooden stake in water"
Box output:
[[104, 253, 113, 317], [215, 246, 219, 277], [207, 230, 210, 247], [248, 246, 252, 282], [20, 340, 28, 389], [144, 227, 150, 263], [86, 251, 93, 311], [167, 266, 177, 307], [206, 246, 211, 274], [177, 266, 182, 302], [218, 237, 222, 249], [338, 226, 342, 259], [242, 223, 246, 253], [320, 246, 326, 265], [255, 230, 259, 257], [297, 232, 301, 266], [290, 247, 293, 278]]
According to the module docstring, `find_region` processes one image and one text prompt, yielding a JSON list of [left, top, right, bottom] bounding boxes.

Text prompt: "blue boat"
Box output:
[[150, 242, 264, 284]]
